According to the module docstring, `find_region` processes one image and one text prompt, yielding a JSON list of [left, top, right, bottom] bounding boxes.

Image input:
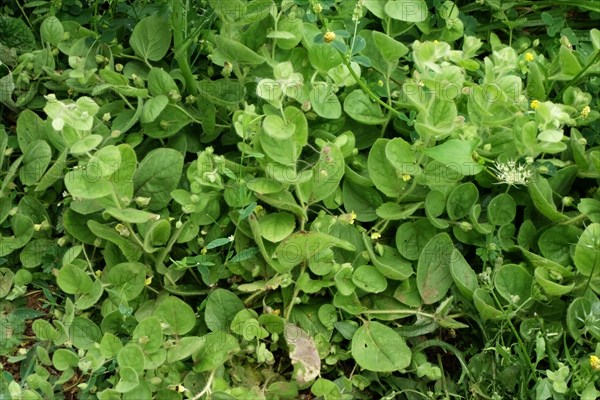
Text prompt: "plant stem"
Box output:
[[340, 52, 403, 118], [284, 264, 305, 320], [171, 0, 199, 97]]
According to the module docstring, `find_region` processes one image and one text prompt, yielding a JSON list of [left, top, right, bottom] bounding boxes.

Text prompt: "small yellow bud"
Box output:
[[370, 232, 381, 240], [201, 247, 208, 255], [524, 52, 534, 62], [324, 31, 336, 43], [145, 276, 152, 286], [530, 100, 540, 109], [115, 223, 130, 237], [313, 3, 323, 13], [95, 270, 102, 278], [581, 106, 591, 119], [590, 355, 600, 370]]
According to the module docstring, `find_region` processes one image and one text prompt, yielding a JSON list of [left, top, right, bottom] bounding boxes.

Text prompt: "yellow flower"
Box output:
[[145, 276, 152, 286], [591, 355, 600, 370], [370, 232, 381, 240], [201, 247, 208, 255], [402, 174, 412, 182], [349, 211, 357, 224], [581, 106, 591, 118], [324, 31, 336, 43], [530, 100, 540, 109], [524, 52, 534, 62], [94, 270, 102, 278]]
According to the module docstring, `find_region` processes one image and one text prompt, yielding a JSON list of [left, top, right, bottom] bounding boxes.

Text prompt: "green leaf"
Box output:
[[351, 321, 411, 372], [310, 84, 342, 119], [141, 104, 192, 138], [32, 319, 58, 341], [487, 193, 516, 226], [117, 344, 145, 375], [0, 16, 35, 51], [153, 296, 197, 335], [417, 233, 455, 304], [298, 143, 345, 204], [343, 90, 387, 125], [19, 140, 52, 186], [528, 176, 568, 221], [449, 249, 478, 301], [0, 268, 14, 298], [259, 212, 296, 243], [88, 220, 142, 261], [104, 208, 159, 224], [115, 366, 139, 393], [308, 43, 343, 72], [424, 140, 483, 176], [385, 0, 428, 22], [352, 265, 387, 293], [275, 232, 355, 273], [140, 95, 169, 123], [534, 267, 575, 297], [446, 182, 479, 220], [87, 220, 143, 262], [274, 17, 303, 49], [143, 219, 171, 251], [473, 288, 504, 320], [129, 14, 171, 61], [192, 336, 239, 374], [396, 219, 437, 261], [100, 333, 123, 358], [205, 289, 245, 332], [368, 139, 407, 197], [167, 336, 205, 363], [52, 349, 79, 371], [494, 264, 532, 306], [104, 262, 146, 301], [17, 110, 47, 151], [40, 16, 64, 45], [206, 237, 232, 249], [134, 148, 183, 210], [385, 137, 420, 177], [376, 202, 423, 220], [65, 169, 112, 199], [573, 223, 600, 276], [57, 264, 93, 295], [70, 135, 103, 155], [75, 279, 103, 310], [372, 30, 408, 61], [213, 35, 265, 65], [88, 145, 122, 177], [566, 297, 600, 342], [147, 68, 178, 96], [538, 225, 581, 267]]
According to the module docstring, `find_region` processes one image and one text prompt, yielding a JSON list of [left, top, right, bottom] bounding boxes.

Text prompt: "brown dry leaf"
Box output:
[[283, 323, 321, 384]]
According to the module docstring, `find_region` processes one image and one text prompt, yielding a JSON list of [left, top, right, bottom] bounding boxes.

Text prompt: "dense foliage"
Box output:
[[1, 0, 600, 399]]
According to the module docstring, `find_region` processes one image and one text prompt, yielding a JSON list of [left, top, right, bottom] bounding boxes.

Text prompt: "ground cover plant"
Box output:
[[0, 0, 600, 399]]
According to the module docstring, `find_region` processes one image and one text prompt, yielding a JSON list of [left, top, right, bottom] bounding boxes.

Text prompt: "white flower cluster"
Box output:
[[491, 160, 534, 186]]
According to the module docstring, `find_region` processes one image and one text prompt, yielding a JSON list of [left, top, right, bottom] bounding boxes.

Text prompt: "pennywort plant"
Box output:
[[0, 0, 599, 399]]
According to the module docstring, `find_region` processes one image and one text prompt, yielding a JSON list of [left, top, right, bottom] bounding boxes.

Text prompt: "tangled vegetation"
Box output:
[[0, 0, 600, 399]]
